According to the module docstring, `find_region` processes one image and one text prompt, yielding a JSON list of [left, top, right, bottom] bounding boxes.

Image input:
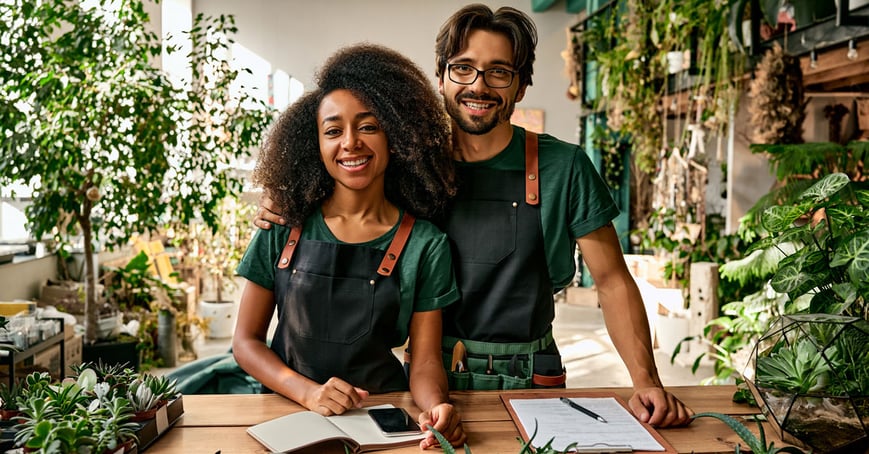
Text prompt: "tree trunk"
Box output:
[[79, 200, 97, 344], [215, 274, 222, 303]]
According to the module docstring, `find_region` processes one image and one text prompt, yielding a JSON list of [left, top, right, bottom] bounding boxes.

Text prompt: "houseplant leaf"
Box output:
[[799, 173, 850, 203], [831, 230, 869, 283], [761, 204, 810, 233], [770, 255, 812, 294], [856, 189, 869, 208]]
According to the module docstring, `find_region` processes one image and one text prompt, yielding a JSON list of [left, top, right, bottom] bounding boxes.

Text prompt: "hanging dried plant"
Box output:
[[748, 43, 806, 144]]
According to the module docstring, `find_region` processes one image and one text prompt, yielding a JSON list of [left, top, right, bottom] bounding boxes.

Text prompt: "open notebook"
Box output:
[[247, 404, 424, 453], [500, 392, 676, 453]]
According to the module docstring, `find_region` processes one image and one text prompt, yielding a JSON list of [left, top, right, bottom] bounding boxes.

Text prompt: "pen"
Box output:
[[559, 397, 608, 423]]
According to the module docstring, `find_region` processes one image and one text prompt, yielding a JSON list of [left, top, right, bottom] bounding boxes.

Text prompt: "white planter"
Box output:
[[655, 314, 690, 355], [198, 300, 237, 339]]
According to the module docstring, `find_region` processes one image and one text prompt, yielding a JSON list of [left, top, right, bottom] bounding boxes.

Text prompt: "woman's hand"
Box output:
[[418, 402, 466, 449], [303, 377, 369, 416]]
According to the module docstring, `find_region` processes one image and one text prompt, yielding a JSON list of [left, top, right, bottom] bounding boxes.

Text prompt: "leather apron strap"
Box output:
[[525, 130, 539, 205], [277, 226, 302, 269], [378, 213, 415, 276]]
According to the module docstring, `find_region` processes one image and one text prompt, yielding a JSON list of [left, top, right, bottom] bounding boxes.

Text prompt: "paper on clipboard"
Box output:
[[500, 392, 676, 454]]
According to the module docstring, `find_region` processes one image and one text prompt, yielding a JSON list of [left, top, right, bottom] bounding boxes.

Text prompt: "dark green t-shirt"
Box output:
[[455, 126, 619, 288], [236, 209, 459, 345]]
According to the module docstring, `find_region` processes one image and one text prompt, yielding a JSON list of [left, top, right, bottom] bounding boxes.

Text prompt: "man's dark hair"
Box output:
[[435, 4, 537, 88], [253, 43, 455, 227]]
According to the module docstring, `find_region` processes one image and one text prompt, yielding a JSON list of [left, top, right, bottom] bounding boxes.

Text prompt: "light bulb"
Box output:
[[848, 40, 859, 61], [810, 50, 818, 69]]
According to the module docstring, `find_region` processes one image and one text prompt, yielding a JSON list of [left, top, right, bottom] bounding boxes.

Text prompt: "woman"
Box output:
[[233, 43, 465, 449]]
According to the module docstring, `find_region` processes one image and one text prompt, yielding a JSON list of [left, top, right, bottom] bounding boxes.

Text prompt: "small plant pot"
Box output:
[[0, 409, 20, 421], [104, 438, 136, 454], [132, 407, 160, 422]]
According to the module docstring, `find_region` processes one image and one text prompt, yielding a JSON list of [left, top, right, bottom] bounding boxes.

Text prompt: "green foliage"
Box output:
[[691, 412, 808, 453], [756, 337, 832, 394], [0, 381, 22, 411], [591, 126, 627, 191], [583, 0, 746, 173], [426, 421, 581, 454], [710, 168, 869, 386], [754, 315, 869, 398], [13, 366, 174, 451], [635, 210, 756, 306], [0, 0, 273, 344]]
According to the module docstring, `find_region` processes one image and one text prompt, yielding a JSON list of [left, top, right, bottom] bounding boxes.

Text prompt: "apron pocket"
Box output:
[[287, 272, 374, 344], [448, 371, 470, 390], [501, 374, 532, 389], [447, 201, 516, 264], [469, 372, 501, 390]]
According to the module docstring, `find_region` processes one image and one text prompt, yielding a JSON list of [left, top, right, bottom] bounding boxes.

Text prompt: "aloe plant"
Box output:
[[424, 421, 579, 454], [691, 412, 807, 454]]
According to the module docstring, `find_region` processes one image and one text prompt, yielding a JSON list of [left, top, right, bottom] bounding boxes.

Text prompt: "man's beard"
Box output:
[[444, 93, 516, 135]]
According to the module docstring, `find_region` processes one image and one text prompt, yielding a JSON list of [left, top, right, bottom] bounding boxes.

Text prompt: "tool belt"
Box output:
[[440, 330, 566, 390]]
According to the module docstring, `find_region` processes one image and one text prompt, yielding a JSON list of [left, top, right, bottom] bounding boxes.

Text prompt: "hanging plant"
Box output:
[[584, 0, 746, 174], [592, 126, 627, 191], [748, 42, 806, 145]]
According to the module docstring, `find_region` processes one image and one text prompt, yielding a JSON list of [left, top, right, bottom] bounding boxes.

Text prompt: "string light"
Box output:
[[848, 39, 859, 61], [810, 49, 818, 69]]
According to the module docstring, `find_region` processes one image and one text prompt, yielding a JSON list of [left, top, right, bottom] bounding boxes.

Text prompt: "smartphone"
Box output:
[[367, 408, 422, 437]]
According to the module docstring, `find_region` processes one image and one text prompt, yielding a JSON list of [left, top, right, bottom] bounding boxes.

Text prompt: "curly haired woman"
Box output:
[[233, 43, 466, 449]]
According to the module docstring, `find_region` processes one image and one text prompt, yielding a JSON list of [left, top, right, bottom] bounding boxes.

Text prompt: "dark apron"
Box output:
[[269, 214, 416, 394], [442, 131, 565, 390]]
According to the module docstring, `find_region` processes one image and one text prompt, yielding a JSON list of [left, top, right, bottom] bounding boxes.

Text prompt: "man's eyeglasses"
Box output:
[[447, 63, 516, 88]]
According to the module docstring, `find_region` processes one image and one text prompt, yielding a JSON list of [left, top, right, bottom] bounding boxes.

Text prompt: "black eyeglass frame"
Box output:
[[446, 63, 517, 88]]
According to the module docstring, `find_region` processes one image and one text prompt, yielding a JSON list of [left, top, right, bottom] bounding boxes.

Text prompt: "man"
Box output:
[[255, 4, 692, 427]]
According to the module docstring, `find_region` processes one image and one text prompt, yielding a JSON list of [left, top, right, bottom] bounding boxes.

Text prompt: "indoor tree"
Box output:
[[0, 0, 272, 344]]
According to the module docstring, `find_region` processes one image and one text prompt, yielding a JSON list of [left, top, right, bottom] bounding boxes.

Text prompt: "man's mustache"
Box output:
[[457, 93, 501, 104]]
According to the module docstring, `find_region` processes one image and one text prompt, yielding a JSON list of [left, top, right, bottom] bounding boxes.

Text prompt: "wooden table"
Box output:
[[146, 386, 789, 453]]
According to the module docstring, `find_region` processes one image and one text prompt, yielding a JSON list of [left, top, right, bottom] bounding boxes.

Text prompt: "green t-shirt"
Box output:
[[455, 126, 619, 288], [236, 209, 459, 345]]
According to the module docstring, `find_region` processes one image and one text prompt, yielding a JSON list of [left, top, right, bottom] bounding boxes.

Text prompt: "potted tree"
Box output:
[[0, 1, 272, 348], [191, 197, 256, 338]]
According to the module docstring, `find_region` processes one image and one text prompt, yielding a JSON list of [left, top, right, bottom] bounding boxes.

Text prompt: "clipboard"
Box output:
[[499, 391, 677, 454]]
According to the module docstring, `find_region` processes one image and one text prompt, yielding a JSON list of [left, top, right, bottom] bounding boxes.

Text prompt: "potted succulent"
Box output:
[[10, 363, 182, 452], [744, 314, 869, 452], [0, 381, 22, 422]]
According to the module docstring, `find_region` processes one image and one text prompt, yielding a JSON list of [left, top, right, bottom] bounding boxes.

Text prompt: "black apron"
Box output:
[[270, 213, 416, 394], [442, 131, 564, 390]]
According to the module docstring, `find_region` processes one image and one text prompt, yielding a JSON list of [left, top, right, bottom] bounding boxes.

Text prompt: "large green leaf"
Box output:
[[799, 173, 850, 203], [770, 260, 809, 293], [832, 283, 858, 307], [761, 204, 810, 232], [856, 189, 869, 208], [831, 230, 869, 283]]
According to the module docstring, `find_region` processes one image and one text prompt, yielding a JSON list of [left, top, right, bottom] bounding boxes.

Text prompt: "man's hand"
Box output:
[[628, 387, 694, 427], [303, 377, 369, 416], [418, 402, 466, 449], [253, 195, 286, 230]]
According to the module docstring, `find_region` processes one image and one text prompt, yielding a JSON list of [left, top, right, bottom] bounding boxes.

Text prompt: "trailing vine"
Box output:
[[592, 125, 627, 190]]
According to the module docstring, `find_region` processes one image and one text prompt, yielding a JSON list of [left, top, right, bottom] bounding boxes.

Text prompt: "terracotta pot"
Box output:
[[0, 409, 21, 421], [132, 407, 159, 422]]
